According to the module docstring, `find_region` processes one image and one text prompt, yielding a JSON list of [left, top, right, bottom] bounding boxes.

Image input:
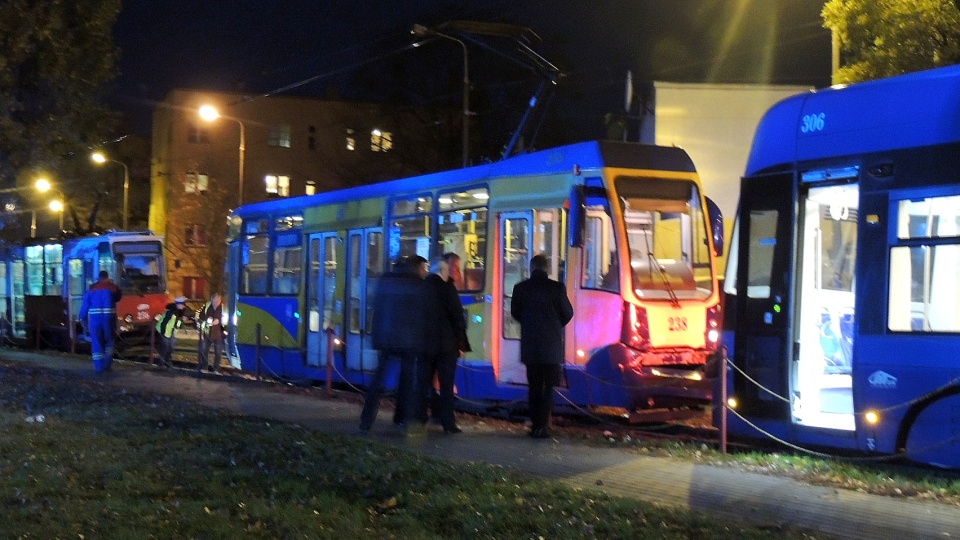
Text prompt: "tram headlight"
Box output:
[[726, 397, 738, 409], [707, 329, 719, 343], [864, 410, 880, 425], [124, 314, 133, 324]]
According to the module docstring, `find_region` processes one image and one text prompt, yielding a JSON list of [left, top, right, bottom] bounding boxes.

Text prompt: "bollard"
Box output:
[[325, 328, 335, 397], [255, 323, 262, 381], [720, 346, 728, 455], [149, 326, 156, 366]]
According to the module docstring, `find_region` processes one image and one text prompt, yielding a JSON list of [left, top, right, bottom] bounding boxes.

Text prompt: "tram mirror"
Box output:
[[706, 197, 724, 257], [568, 185, 585, 248]]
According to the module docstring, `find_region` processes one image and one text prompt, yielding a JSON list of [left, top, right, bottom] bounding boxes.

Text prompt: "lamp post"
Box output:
[[412, 24, 470, 167], [199, 105, 246, 206], [91, 152, 130, 229]]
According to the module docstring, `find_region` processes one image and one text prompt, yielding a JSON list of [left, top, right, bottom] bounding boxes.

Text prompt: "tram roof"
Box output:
[[746, 64, 960, 176], [231, 140, 696, 218]]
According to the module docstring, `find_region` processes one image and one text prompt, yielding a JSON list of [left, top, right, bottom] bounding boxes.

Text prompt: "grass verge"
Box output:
[[0, 361, 822, 539]]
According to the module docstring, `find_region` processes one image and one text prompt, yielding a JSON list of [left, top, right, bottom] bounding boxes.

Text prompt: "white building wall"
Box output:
[[645, 82, 811, 220]]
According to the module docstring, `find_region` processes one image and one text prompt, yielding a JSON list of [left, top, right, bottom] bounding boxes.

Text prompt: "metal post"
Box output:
[[255, 323, 262, 381], [325, 327, 335, 397], [720, 347, 728, 454], [237, 120, 246, 207], [121, 162, 130, 230]]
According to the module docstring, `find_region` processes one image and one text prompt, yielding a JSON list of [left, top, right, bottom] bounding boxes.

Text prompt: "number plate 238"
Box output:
[[668, 316, 688, 332]]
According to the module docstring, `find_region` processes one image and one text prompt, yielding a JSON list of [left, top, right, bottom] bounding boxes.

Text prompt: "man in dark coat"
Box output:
[[359, 255, 428, 434], [197, 293, 225, 373], [510, 254, 574, 439], [418, 255, 468, 433]]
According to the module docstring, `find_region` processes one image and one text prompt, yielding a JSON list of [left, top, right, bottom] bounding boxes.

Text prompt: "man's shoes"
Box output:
[[443, 425, 462, 434], [529, 427, 550, 439]]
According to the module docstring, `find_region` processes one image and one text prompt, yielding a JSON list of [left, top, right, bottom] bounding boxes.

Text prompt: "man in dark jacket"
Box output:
[[510, 254, 574, 439], [359, 255, 428, 434], [197, 293, 225, 373], [418, 255, 468, 433], [79, 271, 122, 373]]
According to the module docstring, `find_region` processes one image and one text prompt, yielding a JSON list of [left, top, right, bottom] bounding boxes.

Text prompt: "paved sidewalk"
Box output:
[[5, 349, 960, 539]]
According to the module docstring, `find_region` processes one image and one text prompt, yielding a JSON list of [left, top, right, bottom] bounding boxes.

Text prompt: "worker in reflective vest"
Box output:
[[79, 271, 122, 373]]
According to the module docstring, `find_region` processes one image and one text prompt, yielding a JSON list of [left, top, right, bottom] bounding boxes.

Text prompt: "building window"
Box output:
[[185, 225, 207, 246], [183, 276, 208, 300], [268, 124, 292, 148], [184, 172, 209, 193], [346, 128, 356, 151], [371, 129, 393, 152], [265, 175, 291, 197], [187, 123, 209, 143], [305, 181, 316, 196]]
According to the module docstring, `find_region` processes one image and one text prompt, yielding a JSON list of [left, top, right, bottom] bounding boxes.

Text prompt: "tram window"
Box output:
[[44, 245, 63, 295], [746, 210, 778, 299], [390, 195, 432, 261], [897, 196, 960, 240], [889, 244, 960, 332], [323, 236, 339, 329], [581, 208, 618, 293], [25, 246, 44, 295], [243, 236, 269, 295], [272, 232, 302, 295], [438, 187, 487, 291]]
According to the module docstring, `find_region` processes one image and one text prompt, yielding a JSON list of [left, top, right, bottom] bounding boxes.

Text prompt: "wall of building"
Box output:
[[150, 89, 458, 299]]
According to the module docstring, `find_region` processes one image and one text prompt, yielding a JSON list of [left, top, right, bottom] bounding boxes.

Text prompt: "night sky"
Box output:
[[111, 0, 832, 148]]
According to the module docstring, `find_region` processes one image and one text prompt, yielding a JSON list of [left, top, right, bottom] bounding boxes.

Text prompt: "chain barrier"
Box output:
[[723, 356, 960, 463]]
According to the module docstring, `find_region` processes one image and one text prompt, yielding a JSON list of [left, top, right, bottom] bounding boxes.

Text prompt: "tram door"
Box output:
[[732, 172, 795, 420], [306, 232, 340, 367], [498, 210, 564, 385], [794, 180, 857, 430], [345, 228, 383, 372]]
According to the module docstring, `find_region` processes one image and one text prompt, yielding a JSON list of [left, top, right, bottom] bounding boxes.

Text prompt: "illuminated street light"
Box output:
[[91, 151, 130, 229], [412, 23, 470, 167], [35, 178, 65, 231], [199, 104, 246, 206]]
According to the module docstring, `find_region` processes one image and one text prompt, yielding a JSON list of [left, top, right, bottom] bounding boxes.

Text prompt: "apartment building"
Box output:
[[150, 89, 458, 299]]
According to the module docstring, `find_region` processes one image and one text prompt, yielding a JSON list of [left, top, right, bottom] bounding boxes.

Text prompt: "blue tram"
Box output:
[[720, 65, 960, 468], [224, 141, 725, 417]]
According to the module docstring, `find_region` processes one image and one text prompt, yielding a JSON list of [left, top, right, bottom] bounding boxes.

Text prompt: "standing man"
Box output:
[[155, 296, 189, 370], [359, 256, 428, 434], [418, 255, 467, 434], [79, 271, 122, 373], [510, 254, 573, 439], [197, 293, 225, 373]]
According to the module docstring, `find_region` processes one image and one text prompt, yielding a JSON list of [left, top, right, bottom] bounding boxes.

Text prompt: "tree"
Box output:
[[822, 0, 960, 84], [0, 0, 120, 234]]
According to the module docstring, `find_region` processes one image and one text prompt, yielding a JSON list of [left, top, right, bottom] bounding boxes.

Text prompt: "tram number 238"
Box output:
[[668, 316, 688, 332]]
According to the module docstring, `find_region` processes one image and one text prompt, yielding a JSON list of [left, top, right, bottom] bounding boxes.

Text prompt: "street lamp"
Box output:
[[35, 178, 65, 231], [412, 24, 470, 167], [199, 104, 246, 206], [91, 151, 130, 230]]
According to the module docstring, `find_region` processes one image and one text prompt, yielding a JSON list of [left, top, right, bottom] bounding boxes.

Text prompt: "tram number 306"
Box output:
[[668, 316, 688, 332]]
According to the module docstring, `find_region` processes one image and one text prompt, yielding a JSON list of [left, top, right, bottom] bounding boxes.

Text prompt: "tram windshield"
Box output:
[[115, 244, 165, 294], [614, 177, 713, 300]]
